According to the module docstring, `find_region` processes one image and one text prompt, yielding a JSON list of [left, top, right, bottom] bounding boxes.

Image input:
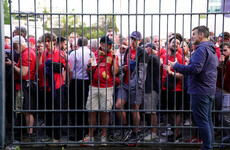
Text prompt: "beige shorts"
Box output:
[[15, 90, 24, 113], [143, 90, 159, 114], [86, 86, 114, 111]]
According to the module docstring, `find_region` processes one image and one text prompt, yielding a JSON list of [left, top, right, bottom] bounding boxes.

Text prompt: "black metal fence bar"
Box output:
[[1, 0, 230, 148], [0, 0, 6, 148]]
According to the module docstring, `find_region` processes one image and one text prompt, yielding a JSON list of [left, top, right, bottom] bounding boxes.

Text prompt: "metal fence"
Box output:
[[1, 0, 230, 148]]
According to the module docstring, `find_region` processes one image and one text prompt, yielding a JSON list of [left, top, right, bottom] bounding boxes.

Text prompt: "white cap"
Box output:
[[12, 35, 26, 44]]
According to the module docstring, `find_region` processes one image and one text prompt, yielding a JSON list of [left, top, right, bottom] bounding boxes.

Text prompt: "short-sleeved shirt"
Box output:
[[124, 48, 136, 84], [157, 48, 167, 59], [162, 52, 185, 91], [91, 48, 118, 88], [38, 48, 67, 90], [15, 47, 36, 90], [69, 46, 92, 80]]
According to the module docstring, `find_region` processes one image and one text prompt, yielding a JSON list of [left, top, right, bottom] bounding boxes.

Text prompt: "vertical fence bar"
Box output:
[[220, 0, 226, 144], [0, 0, 6, 148]]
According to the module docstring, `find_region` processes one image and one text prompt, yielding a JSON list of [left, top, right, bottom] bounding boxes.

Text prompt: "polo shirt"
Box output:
[[15, 47, 36, 90]]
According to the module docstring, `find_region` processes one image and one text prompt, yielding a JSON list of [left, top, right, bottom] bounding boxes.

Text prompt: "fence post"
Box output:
[[0, 0, 6, 149]]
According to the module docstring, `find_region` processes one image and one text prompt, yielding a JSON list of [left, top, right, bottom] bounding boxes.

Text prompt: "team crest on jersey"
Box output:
[[106, 57, 112, 64]]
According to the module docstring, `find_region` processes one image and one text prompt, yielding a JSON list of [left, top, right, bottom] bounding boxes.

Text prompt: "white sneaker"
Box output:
[[79, 136, 94, 146], [144, 132, 159, 142], [184, 119, 192, 126], [161, 130, 174, 136], [101, 136, 107, 146]]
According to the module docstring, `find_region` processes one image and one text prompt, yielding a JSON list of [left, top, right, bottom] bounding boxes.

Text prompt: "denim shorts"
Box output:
[[117, 82, 142, 105]]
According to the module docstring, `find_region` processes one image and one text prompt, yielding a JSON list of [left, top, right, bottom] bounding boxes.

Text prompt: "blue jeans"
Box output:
[[191, 94, 214, 150]]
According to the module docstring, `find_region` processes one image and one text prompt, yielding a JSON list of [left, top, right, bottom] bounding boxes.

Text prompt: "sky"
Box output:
[[7, 0, 230, 39]]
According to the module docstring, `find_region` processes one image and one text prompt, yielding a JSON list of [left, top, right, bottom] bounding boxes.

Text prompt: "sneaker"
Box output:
[[139, 130, 150, 139], [113, 130, 122, 141], [47, 138, 64, 146], [122, 129, 132, 142], [41, 136, 51, 142], [101, 136, 107, 146], [22, 135, 35, 142], [79, 136, 94, 146], [161, 130, 174, 136], [221, 136, 230, 143], [127, 132, 140, 146], [144, 132, 159, 142], [185, 136, 203, 143], [184, 119, 192, 126]]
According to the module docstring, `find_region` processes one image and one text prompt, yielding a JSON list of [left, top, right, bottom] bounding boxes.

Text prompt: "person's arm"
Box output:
[[6, 59, 28, 77], [86, 58, 93, 74], [37, 48, 44, 68], [171, 48, 207, 75], [14, 66, 29, 77], [164, 65, 182, 79]]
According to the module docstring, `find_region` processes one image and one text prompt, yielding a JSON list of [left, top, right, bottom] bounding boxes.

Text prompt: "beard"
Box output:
[[170, 47, 176, 52]]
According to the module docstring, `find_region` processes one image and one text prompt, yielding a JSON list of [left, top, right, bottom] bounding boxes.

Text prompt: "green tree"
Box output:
[[97, 15, 119, 33], [4, 0, 10, 24]]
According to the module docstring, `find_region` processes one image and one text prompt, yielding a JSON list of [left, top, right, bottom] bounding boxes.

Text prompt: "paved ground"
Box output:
[[4, 146, 230, 150]]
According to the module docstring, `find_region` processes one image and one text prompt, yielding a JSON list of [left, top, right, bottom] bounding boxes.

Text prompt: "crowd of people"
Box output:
[[4, 25, 230, 149]]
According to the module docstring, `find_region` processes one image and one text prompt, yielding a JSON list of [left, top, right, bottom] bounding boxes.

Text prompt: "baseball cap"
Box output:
[[100, 36, 113, 44], [145, 42, 157, 50], [219, 32, 230, 39], [12, 35, 26, 44], [131, 31, 142, 40], [29, 38, 36, 45]]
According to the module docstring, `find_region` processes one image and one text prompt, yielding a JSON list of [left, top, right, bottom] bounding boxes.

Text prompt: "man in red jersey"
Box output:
[[37, 32, 70, 142], [80, 36, 118, 145], [6, 35, 36, 142], [162, 34, 185, 141]]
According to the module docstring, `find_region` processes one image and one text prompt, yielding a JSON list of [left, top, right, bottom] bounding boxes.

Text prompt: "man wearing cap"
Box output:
[[143, 42, 160, 141], [81, 36, 118, 145], [115, 31, 149, 143], [216, 32, 230, 59], [161, 33, 185, 141], [5, 35, 36, 142], [29, 38, 36, 52]]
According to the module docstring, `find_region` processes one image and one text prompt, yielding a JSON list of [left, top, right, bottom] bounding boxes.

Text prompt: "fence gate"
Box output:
[[1, 0, 230, 149]]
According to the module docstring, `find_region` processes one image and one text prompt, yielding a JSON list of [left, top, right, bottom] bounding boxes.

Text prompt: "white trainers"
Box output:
[[101, 136, 107, 146], [79, 136, 94, 146], [184, 119, 192, 126], [144, 132, 159, 142], [161, 130, 174, 136]]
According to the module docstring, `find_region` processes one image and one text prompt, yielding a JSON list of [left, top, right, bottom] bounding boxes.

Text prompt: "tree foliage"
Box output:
[[4, 0, 10, 24], [45, 13, 119, 39]]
